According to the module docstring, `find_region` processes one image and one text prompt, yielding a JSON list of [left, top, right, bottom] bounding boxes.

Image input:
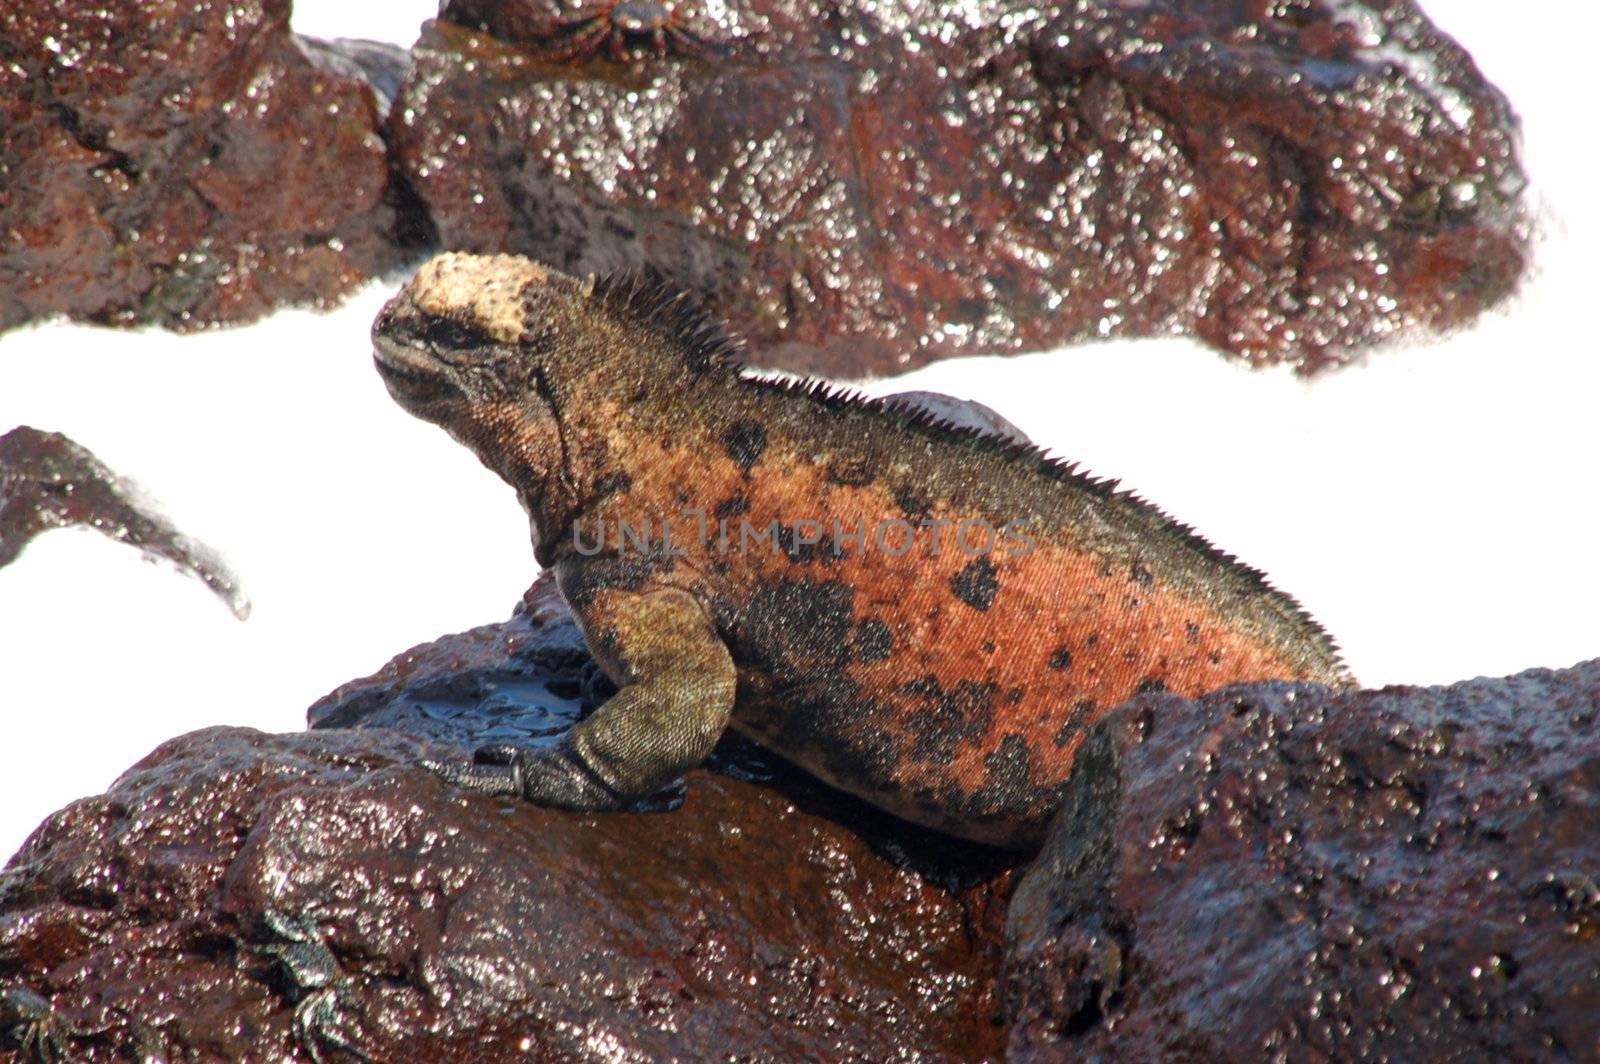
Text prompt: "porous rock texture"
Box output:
[[1004, 667, 1600, 1061], [0, 0, 415, 334], [392, 0, 1530, 377], [0, 426, 248, 617], [2, 571, 1595, 1060]]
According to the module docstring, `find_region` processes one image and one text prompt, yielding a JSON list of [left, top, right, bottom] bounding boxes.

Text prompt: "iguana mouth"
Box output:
[[371, 337, 425, 377], [372, 333, 450, 402]]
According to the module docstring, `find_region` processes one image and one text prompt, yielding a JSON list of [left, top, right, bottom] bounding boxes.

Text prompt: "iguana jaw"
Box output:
[[372, 326, 453, 406]]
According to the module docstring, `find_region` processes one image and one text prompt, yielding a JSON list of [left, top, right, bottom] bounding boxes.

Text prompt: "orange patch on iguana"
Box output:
[[580, 433, 1326, 840]]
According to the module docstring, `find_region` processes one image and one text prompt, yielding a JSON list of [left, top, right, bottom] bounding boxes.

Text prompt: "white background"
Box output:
[[2, 1, 1596, 862]]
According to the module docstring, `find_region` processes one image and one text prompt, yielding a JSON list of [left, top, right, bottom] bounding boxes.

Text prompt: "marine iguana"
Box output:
[[372, 252, 1351, 848]]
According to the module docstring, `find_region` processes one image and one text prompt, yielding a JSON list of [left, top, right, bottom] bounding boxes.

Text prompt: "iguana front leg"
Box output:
[[424, 586, 736, 809]]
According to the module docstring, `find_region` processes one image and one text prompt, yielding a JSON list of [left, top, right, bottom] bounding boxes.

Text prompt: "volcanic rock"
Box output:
[[5, 571, 1595, 1060], [0, 0, 413, 334], [1004, 667, 1600, 1061], [392, 0, 1529, 377], [0, 426, 247, 617]]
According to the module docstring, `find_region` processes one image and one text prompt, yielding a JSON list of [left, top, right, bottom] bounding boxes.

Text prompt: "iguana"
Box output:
[[372, 252, 1351, 848]]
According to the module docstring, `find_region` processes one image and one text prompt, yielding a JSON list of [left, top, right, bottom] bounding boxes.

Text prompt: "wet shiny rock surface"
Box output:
[[4, 573, 1594, 1060], [1005, 668, 1600, 1061], [393, 0, 1530, 376], [0, 575, 1019, 1062], [0, 0, 412, 333]]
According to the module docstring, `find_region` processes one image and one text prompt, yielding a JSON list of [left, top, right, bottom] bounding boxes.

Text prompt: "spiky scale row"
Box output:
[[592, 271, 745, 372]]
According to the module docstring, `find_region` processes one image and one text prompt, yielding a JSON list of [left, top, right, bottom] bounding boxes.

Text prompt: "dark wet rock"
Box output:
[[309, 574, 598, 741], [0, 573, 1016, 1061], [0, 426, 248, 617], [1004, 666, 1600, 1061], [0, 0, 414, 335], [393, 0, 1529, 377]]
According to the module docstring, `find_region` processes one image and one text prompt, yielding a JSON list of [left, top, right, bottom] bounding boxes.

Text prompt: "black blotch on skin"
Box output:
[[852, 618, 892, 663], [761, 671, 903, 796], [736, 579, 855, 675], [775, 525, 815, 565], [559, 552, 672, 608], [965, 733, 1033, 818], [607, 547, 676, 593], [721, 419, 767, 473], [825, 457, 875, 486], [1129, 561, 1153, 585], [981, 640, 996, 654], [1185, 622, 1201, 642], [819, 720, 905, 793], [1209, 650, 1224, 665], [1053, 700, 1096, 747], [593, 470, 632, 499], [903, 675, 996, 764], [1007, 686, 1025, 703], [1136, 677, 1167, 694], [1047, 645, 1072, 671], [773, 526, 847, 567], [713, 494, 749, 519], [1085, 633, 1100, 647], [893, 486, 931, 523], [950, 557, 999, 611]]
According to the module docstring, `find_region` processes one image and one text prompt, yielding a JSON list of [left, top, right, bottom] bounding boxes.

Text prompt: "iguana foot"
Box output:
[[422, 741, 625, 810]]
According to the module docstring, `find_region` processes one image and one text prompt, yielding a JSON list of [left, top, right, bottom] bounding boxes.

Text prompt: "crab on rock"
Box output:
[[540, 1, 733, 62]]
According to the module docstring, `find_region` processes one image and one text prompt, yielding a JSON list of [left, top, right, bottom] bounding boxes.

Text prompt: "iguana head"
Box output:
[[371, 252, 559, 423], [372, 252, 583, 522], [373, 251, 742, 549]]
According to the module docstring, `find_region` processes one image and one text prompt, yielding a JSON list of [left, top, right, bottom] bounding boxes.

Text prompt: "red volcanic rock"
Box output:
[[3, 569, 1593, 1059], [392, 0, 1529, 377], [1005, 668, 1600, 1061], [0, 574, 1017, 1061], [0, 0, 414, 334], [0, 727, 1011, 1061]]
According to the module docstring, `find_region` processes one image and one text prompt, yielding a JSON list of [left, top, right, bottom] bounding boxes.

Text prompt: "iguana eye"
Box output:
[[421, 315, 496, 353]]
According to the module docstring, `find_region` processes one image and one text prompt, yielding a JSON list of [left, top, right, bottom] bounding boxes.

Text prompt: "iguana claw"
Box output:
[[422, 741, 625, 810]]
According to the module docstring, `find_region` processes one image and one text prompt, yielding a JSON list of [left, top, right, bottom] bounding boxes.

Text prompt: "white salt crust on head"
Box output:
[[407, 252, 551, 343]]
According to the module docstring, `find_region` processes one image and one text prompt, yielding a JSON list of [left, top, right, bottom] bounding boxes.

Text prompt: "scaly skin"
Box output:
[[372, 252, 1352, 848]]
